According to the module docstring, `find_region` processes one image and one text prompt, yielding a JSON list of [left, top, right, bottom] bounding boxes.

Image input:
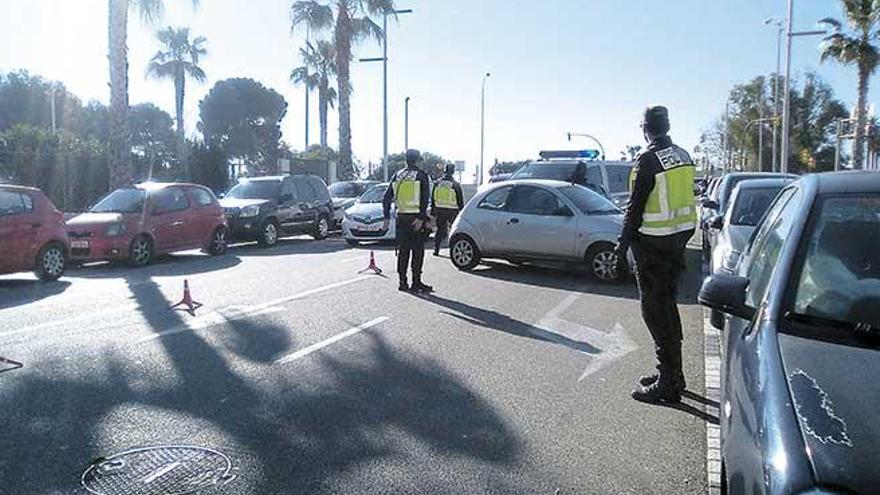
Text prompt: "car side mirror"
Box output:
[[698, 273, 756, 321], [710, 215, 723, 230], [702, 199, 719, 210], [553, 206, 574, 217]]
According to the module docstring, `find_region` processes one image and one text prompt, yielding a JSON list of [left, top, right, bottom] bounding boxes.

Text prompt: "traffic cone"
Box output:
[[358, 251, 383, 275], [170, 279, 203, 316]]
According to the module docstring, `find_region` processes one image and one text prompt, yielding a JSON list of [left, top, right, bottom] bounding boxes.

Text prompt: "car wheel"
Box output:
[[34, 242, 65, 281], [586, 243, 621, 283], [258, 220, 279, 248], [346, 239, 360, 247], [208, 226, 228, 256], [128, 235, 153, 267], [450, 235, 480, 271], [312, 216, 330, 240]]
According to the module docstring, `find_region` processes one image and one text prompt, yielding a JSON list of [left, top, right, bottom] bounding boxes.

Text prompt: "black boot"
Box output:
[[411, 279, 433, 293], [631, 378, 682, 404], [398, 279, 410, 292], [638, 370, 686, 391]]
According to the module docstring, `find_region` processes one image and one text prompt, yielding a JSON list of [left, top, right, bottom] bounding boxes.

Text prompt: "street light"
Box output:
[[566, 132, 606, 160], [404, 96, 410, 150], [764, 17, 784, 172], [480, 72, 491, 186], [359, 7, 412, 182]]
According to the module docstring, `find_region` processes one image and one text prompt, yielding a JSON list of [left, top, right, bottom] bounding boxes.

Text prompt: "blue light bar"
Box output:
[[539, 149, 600, 160]]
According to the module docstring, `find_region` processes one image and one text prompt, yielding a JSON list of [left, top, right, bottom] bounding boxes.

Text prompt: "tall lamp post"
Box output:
[[404, 96, 410, 150], [764, 17, 784, 172], [480, 72, 491, 186], [566, 132, 606, 160]]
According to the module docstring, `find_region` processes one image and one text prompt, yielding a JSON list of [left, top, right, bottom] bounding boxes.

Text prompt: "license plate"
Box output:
[[71, 240, 90, 249], [363, 224, 383, 232]]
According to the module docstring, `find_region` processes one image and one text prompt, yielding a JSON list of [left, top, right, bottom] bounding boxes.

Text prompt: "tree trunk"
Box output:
[[108, 0, 131, 189], [854, 62, 870, 170], [319, 85, 329, 148], [175, 70, 188, 180], [335, 5, 353, 179]]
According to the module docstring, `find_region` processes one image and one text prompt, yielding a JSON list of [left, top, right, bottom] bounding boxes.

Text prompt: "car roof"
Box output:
[[733, 178, 792, 189], [135, 182, 206, 191], [805, 170, 880, 194], [528, 160, 630, 166], [484, 179, 574, 189], [0, 184, 42, 194]]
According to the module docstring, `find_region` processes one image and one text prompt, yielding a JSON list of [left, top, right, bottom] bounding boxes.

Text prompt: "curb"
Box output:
[[703, 307, 722, 495]]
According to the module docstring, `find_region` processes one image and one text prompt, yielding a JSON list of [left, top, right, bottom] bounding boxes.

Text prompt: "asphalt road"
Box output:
[[0, 235, 712, 494]]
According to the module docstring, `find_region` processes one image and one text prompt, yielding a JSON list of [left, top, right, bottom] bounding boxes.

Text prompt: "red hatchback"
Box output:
[[0, 185, 69, 281], [66, 183, 228, 266]]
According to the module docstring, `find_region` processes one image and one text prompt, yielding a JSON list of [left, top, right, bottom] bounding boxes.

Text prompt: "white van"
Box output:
[[508, 151, 634, 207]]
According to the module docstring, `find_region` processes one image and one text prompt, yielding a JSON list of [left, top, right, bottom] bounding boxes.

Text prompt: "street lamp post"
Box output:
[[404, 96, 410, 150], [764, 18, 784, 172], [566, 132, 606, 160], [480, 72, 490, 186]]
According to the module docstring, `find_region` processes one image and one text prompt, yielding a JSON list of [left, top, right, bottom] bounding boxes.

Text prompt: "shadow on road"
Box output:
[[422, 293, 600, 355], [67, 251, 242, 281], [230, 235, 355, 257], [0, 279, 71, 310]]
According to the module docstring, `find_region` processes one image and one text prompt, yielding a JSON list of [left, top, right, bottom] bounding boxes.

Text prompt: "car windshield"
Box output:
[[90, 188, 146, 213], [512, 163, 574, 181], [225, 180, 281, 200], [792, 194, 880, 330], [729, 187, 782, 226], [558, 185, 619, 215], [358, 185, 387, 204], [329, 182, 360, 198]]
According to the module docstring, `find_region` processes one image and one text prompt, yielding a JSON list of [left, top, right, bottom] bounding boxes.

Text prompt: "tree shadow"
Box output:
[[421, 293, 600, 355], [0, 279, 71, 310], [230, 235, 354, 257], [67, 251, 241, 280]]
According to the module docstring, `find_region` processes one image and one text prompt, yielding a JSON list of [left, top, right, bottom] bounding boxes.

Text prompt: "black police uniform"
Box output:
[[383, 161, 432, 292], [430, 172, 464, 255]]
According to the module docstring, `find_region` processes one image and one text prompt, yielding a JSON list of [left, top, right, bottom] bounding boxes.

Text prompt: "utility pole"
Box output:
[[781, 0, 794, 175], [758, 84, 765, 171], [404, 96, 410, 150], [480, 72, 491, 186], [49, 85, 57, 133]]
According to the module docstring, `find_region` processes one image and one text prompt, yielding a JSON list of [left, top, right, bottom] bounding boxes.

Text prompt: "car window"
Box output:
[[281, 179, 297, 200], [744, 187, 802, 307], [358, 185, 387, 203], [507, 186, 566, 216], [152, 187, 190, 215], [605, 164, 633, 194], [90, 188, 146, 214], [293, 177, 313, 201], [792, 194, 880, 329], [225, 180, 281, 200], [728, 187, 782, 227], [558, 185, 620, 215], [0, 191, 33, 217], [329, 182, 357, 198], [511, 163, 573, 181], [308, 177, 331, 202], [190, 187, 215, 207], [478, 186, 512, 210], [586, 166, 603, 187]]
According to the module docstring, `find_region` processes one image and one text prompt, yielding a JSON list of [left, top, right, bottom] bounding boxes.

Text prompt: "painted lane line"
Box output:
[[275, 316, 389, 364], [132, 276, 373, 345], [576, 322, 637, 381]]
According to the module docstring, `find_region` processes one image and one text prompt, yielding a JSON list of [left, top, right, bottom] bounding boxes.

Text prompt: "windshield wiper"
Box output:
[[784, 311, 880, 341]]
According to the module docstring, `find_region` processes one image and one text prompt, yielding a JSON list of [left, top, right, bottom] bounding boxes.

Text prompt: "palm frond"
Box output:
[[133, 0, 165, 24], [351, 16, 383, 44], [326, 86, 338, 108], [186, 64, 207, 82], [358, 0, 395, 17], [291, 1, 334, 34], [818, 17, 842, 31]]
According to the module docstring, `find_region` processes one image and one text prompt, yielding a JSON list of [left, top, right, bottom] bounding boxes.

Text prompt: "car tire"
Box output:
[[312, 215, 330, 240], [207, 226, 228, 256], [586, 243, 622, 283], [346, 239, 360, 247], [128, 235, 153, 267], [34, 242, 66, 281], [450, 235, 480, 271], [258, 220, 279, 248]]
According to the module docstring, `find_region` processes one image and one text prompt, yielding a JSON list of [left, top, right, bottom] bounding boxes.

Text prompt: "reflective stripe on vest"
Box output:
[[433, 180, 458, 209], [639, 147, 697, 236], [393, 170, 421, 214]]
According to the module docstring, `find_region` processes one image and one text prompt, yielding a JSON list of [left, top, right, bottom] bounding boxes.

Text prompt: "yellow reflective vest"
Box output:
[[393, 169, 422, 214], [433, 179, 458, 210], [630, 147, 697, 236]]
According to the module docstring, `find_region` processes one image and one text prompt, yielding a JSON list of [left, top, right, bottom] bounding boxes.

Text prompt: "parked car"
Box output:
[[65, 183, 227, 267], [220, 175, 333, 247], [709, 178, 788, 275], [488, 173, 511, 183], [0, 185, 68, 281], [448, 180, 632, 282], [508, 151, 634, 204], [699, 171, 880, 495], [329, 180, 380, 227], [341, 183, 395, 245], [701, 172, 796, 259]]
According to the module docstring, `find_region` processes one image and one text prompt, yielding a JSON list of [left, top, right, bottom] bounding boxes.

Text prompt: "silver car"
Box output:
[[341, 183, 396, 245], [448, 179, 627, 282]]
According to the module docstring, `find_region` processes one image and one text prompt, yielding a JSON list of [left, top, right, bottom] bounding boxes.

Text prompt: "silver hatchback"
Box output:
[[448, 179, 627, 282]]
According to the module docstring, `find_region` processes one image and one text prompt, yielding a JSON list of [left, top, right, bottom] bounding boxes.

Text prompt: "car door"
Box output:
[[0, 190, 37, 273], [293, 176, 318, 228], [503, 185, 577, 258], [308, 176, 332, 218], [277, 178, 302, 233], [149, 187, 193, 251], [469, 185, 514, 254], [187, 186, 218, 246]]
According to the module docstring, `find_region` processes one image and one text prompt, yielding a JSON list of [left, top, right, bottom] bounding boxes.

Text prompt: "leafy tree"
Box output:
[[129, 103, 176, 181], [291, 40, 338, 147], [367, 151, 449, 181], [189, 142, 229, 193], [625, 145, 642, 161], [198, 78, 288, 172], [819, 1, 880, 169], [0, 71, 80, 133], [291, 0, 396, 177], [490, 160, 528, 175], [107, 0, 199, 189], [147, 26, 208, 179]]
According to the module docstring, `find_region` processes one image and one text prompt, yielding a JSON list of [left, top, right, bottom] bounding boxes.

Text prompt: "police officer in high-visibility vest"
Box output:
[[383, 149, 434, 293], [431, 163, 465, 256], [615, 106, 696, 404]]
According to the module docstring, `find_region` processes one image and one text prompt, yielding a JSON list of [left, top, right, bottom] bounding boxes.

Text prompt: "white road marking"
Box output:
[[132, 276, 374, 345], [576, 323, 636, 381], [0, 303, 141, 338], [275, 316, 389, 364]]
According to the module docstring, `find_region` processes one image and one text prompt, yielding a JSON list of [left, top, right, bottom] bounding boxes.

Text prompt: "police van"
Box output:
[[508, 150, 634, 207]]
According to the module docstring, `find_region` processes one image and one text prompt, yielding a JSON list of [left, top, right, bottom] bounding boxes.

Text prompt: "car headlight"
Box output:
[[105, 222, 127, 237], [240, 205, 260, 218]]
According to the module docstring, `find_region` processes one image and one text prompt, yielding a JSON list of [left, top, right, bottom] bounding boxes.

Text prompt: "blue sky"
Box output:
[[0, 0, 873, 182]]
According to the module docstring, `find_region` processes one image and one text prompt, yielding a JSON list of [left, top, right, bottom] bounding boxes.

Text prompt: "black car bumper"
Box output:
[[227, 217, 263, 239]]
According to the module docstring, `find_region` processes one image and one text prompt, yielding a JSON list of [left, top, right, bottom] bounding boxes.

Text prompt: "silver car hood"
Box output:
[[345, 202, 389, 219]]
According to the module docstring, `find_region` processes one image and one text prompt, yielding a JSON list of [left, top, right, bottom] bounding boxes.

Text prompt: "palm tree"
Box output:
[[819, 1, 880, 169], [291, 40, 338, 147], [107, 0, 198, 189], [147, 26, 208, 181], [291, 0, 395, 177]]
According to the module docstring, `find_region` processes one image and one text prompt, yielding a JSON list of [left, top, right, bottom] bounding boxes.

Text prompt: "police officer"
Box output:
[[383, 149, 434, 293], [431, 163, 465, 256], [615, 106, 696, 404], [570, 161, 610, 198]]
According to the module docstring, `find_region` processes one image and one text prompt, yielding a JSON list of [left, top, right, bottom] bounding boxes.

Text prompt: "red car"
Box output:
[[66, 183, 228, 266], [0, 185, 68, 281]]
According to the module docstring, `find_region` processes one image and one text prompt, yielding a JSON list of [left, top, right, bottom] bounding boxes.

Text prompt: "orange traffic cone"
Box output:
[[170, 279, 203, 316], [358, 251, 383, 275]]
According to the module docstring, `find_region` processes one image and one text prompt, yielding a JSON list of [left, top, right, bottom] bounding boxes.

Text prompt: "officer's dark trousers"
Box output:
[[396, 215, 425, 283], [631, 231, 692, 384], [433, 209, 457, 252]]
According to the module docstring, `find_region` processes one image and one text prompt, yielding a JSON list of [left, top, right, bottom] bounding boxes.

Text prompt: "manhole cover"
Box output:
[[81, 446, 235, 495]]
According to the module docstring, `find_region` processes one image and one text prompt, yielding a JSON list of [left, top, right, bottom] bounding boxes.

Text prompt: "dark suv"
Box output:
[[220, 175, 333, 247]]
